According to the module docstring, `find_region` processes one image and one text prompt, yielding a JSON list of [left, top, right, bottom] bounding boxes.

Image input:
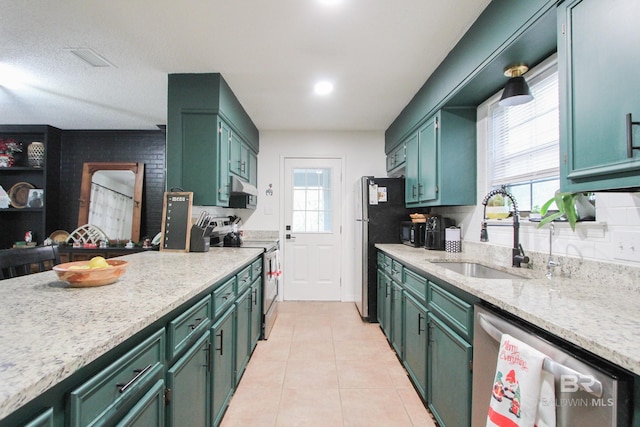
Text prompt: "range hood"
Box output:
[[230, 175, 258, 197]]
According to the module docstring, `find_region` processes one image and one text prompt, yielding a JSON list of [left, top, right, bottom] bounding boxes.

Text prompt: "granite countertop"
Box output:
[[376, 244, 640, 376], [0, 248, 263, 421]]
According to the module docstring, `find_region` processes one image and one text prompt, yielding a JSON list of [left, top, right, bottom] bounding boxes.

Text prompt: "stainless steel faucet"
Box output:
[[480, 186, 530, 268], [546, 223, 559, 278]]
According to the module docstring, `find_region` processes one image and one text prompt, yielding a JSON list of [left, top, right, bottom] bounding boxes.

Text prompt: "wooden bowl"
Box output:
[[53, 260, 129, 287]]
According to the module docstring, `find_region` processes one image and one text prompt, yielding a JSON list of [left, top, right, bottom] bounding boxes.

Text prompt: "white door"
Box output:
[[283, 158, 342, 301]]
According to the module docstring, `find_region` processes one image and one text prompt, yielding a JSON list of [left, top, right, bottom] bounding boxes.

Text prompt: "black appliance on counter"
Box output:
[[400, 221, 426, 247], [425, 216, 454, 250]]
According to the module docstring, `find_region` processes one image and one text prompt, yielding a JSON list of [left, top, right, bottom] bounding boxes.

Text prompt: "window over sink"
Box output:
[[486, 54, 560, 213]]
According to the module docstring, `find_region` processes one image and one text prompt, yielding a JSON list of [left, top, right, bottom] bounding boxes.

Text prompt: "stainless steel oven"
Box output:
[[235, 239, 280, 340], [261, 243, 280, 339]]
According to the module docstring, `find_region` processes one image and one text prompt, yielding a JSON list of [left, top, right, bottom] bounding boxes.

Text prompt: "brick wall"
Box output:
[[59, 130, 166, 240]]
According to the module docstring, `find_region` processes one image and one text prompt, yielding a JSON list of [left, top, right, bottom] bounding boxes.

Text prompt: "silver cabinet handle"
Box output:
[[117, 364, 153, 393]]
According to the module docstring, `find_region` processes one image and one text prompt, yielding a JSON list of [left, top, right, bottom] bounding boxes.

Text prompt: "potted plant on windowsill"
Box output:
[[536, 191, 595, 231]]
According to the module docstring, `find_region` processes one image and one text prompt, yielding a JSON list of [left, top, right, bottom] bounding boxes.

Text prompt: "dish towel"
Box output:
[[486, 334, 556, 427]]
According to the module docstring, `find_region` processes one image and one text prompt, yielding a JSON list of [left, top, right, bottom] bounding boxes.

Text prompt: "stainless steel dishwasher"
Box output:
[[472, 304, 632, 426]]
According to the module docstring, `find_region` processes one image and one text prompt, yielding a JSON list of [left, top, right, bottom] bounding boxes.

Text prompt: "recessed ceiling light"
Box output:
[[314, 81, 334, 95], [318, 0, 342, 5]]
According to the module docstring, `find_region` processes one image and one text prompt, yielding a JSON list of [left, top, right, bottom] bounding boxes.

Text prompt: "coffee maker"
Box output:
[[425, 216, 454, 250]]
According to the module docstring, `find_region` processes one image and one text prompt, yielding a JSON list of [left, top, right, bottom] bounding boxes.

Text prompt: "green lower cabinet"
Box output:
[[235, 287, 252, 384], [391, 282, 403, 356], [403, 292, 428, 401], [68, 329, 165, 427], [376, 268, 386, 327], [211, 306, 236, 427], [23, 408, 53, 427], [166, 333, 210, 427], [116, 379, 166, 427], [378, 273, 393, 341], [427, 313, 473, 427], [250, 278, 262, 350]]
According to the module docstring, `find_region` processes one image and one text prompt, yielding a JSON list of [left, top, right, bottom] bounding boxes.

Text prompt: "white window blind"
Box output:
[[489, 62, 559, 187]]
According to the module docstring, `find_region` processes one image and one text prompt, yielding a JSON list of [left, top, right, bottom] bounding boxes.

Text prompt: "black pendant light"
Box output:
[[499, 64, 533, 107]]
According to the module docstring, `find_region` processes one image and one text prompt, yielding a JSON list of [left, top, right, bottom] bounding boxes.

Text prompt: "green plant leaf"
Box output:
[[539, 197, 556, 216], [536, 211, 564, 228]]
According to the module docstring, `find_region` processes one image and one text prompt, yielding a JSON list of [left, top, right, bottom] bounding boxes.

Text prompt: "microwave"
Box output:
[[400, 221, 426, 247]]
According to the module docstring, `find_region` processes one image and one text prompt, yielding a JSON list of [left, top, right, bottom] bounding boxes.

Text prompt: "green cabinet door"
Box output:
[[405, 108, 476, 207], [382, 273, 392, 341], [391, 282, 403, 357], [179, 113, 230, 206], [166, 333, 210, 427], [235, 287, 252, 384], [386, 143, 406, 175], [559, 0, 640, 192], [23, 408, 54, 427], [427, 313, 472, 427], [229, 132, 248, 179], [250, 278, 262, 349], [115, 379, 166, 427], [417, 118, 438, 203], [403, 292, 428, 401], [404, 133, 420, 204], [211, 306, 235, 427], [376, 268, 386, 326]]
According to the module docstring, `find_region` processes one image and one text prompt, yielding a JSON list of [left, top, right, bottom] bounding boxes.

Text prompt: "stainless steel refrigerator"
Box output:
[[354, 177, 412, 321]]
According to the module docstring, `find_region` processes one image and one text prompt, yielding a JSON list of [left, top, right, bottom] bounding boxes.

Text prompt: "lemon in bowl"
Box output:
[[54, 257, 129, 287]]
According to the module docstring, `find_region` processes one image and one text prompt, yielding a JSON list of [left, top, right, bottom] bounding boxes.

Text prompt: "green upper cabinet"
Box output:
[[230, 133, 252, 181], [405, 108, 476, 207], [386, 142, 406, 176], [167, 73, 259, 206], [558, 0, 640, 192]]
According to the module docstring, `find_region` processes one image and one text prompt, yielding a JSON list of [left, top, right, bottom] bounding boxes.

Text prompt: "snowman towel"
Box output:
[[486, 334, 556, 427]]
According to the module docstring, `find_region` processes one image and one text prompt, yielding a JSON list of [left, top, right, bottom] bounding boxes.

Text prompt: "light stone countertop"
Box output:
[[376, 244, 640, 377], [0, 248, 263, 421]]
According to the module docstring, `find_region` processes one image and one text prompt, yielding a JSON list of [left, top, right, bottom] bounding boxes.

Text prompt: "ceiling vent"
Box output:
[[66, 48, 116, 68]]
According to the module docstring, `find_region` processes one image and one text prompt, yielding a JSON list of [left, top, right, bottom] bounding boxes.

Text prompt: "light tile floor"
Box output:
[[220, 301, 436, 427]]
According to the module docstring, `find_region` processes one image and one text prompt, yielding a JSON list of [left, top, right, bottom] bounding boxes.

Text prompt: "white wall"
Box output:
[[432, 100, 640, 268], [241, 130, 387, 302]]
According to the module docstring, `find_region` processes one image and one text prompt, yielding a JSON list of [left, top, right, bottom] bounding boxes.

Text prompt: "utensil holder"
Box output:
[[445, 227, 461, 253]]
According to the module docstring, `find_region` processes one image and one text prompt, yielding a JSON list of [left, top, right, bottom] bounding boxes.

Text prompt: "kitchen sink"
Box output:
[[432, 262, 529, 280]]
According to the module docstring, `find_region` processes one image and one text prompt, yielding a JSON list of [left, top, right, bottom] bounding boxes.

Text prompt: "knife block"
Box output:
[[189, 225, 210, 252]]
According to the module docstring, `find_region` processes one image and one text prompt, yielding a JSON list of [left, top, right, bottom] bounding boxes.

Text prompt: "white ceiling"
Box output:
[[0, 0, 490, 132]]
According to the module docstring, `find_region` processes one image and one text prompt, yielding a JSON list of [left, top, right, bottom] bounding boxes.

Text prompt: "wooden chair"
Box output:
[[0, 245, 61, 280]]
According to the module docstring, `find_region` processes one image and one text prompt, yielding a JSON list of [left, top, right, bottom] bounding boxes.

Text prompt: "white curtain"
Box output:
[[88, 183, 133, 240]]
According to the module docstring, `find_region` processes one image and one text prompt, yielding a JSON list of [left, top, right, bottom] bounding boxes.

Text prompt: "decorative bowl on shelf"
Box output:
[[53, 259, 129, 287]]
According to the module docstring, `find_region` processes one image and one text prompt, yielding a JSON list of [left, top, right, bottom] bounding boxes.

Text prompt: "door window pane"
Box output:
[[291, 168, 332, 233]]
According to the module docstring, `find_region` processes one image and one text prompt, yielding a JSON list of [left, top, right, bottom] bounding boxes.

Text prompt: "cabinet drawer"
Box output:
[[236, 265, 252, 294], [167, 295, 212, 361], [68, 329, 165, 427], [24, 407, 54, 427], [403, 268, 428, 302], [427, 283, 473, 340], [377, 252, 392, 274], [390, 260, 403, 283], [213, 277, 236, 318], [251, 258, 262, 280]]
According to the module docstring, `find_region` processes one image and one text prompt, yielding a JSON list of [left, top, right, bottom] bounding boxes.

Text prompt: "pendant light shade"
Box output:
[[498, 64, 533, 107]]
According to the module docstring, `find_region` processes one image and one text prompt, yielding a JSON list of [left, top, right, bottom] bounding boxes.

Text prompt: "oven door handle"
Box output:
[[477, 313, 603, 398]]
